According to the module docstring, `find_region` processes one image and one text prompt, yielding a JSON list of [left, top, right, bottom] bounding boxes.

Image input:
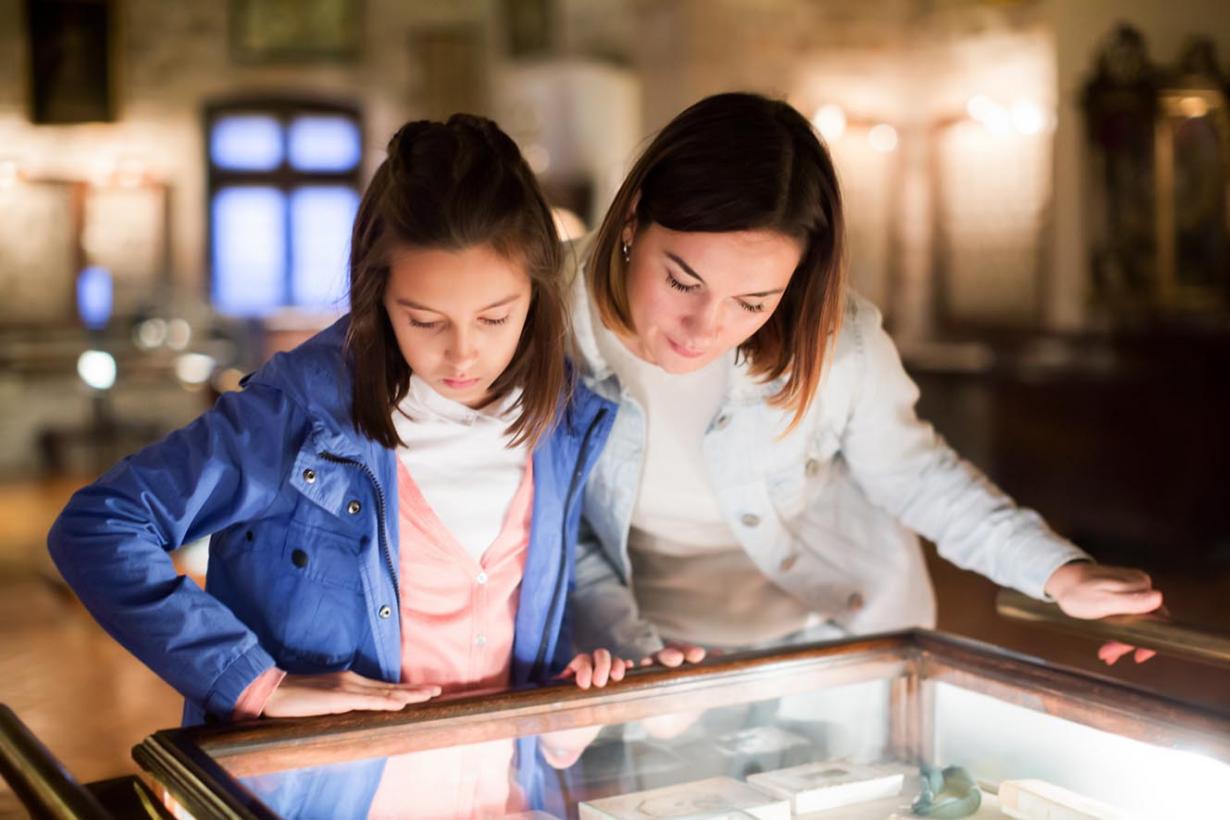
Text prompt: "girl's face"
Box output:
[[618, 222, 802, 373], [383, 244, 532, 409]]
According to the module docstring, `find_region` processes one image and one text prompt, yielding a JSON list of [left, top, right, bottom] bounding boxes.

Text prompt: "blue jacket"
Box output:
[[48, 316, 615, 727]]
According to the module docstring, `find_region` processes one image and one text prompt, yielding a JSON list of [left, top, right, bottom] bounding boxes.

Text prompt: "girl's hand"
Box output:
[[557, 649, 635, 689], [1043, 562, 1164, 666], [262, 671, 442, 718], [638, 643, 707, 668]]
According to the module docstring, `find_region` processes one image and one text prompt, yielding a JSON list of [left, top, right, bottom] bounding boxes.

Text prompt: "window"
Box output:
[[206, 101, 362, 316]]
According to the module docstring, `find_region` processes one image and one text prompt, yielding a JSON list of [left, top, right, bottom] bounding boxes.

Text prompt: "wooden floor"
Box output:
[[0, 479, 1227, 819]]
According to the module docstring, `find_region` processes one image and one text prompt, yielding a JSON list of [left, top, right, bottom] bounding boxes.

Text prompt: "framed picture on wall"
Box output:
[[230, 0, 362, 63], [26, 0, 116, 124]]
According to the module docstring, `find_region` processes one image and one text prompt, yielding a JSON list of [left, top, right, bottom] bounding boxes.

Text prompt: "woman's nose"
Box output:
[[682, 297, 722, 341]]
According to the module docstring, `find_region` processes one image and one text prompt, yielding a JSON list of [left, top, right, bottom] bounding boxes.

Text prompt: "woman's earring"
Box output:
[[620, 240, 631, 263]]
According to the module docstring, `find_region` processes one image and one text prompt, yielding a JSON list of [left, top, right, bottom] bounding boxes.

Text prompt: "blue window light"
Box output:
[[210, 115, 283, 171], [291, 186, 359, 309], [76, 265, 113, 330], [212, 187, 286, 315], [288, 115, 362, 172]]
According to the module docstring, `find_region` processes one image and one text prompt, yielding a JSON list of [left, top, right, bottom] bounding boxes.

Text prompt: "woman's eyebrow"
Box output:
[[394, 293, 521, 312], [665, 252, 784, 298]]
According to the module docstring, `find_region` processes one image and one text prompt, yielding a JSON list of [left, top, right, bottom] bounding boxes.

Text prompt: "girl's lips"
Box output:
[[442, 377, 480, 389], [667, 336, 706, 359]]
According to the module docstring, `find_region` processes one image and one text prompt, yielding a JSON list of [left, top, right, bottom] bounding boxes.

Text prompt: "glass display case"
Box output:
[[125, 622, 1230, 819]]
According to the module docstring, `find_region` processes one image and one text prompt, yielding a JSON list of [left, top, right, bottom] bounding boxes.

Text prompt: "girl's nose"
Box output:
[[445, 329, 478, 369]]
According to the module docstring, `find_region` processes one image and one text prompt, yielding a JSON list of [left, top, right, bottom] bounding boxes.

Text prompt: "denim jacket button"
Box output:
[[291, 548, 308, 568], [847, 592, 865, 612], [779, 553, 798, 572], [805, 458, 821, 477], [302, 468, 317, 484], [377, 605, 392, 619], [740, 513, 760, 528], [714, 414, 731, 431], [347, 499, 361, 515]]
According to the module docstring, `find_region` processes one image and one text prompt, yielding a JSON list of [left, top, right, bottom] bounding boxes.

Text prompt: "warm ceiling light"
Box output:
[[813, 104, 847, 142]]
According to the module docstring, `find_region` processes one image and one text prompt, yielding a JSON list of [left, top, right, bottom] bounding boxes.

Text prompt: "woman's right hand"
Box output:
[[262, 671, 442, 718]]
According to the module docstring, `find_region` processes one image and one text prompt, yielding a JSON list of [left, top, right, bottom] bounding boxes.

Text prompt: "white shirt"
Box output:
[[392, 376, 529, 561], [591, 306, 817, 646], [591, 307, 735, 552]]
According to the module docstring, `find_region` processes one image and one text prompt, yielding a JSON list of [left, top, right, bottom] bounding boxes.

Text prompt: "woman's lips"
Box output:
[[667, 336, 706, 359], [442, 376, 480, 389]]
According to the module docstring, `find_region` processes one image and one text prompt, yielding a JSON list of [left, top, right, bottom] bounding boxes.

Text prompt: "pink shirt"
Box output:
[[366, 457, 534, 818]]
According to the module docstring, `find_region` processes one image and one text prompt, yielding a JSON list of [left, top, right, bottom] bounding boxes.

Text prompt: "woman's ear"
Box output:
[[621, 191, 641, 246]]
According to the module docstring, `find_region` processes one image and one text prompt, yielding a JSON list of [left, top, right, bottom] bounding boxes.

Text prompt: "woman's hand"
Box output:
[[557, 649, 636, 689], [262, 671, 442, 718], [638, 643, 707, 668], [1043, 562, 1164, 665]]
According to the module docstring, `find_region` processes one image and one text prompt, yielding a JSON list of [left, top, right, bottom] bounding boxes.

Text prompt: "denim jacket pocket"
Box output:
[[271, 520, 366, 669]]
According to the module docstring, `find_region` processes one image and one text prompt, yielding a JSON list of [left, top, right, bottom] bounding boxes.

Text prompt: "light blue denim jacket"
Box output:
[[566, 242, 1089, 658]]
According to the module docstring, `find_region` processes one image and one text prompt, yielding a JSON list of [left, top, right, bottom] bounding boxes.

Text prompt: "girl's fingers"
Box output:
[[683, 645, 706, 663], [609, 658, 627, 683], [394, 686, 441, 703]]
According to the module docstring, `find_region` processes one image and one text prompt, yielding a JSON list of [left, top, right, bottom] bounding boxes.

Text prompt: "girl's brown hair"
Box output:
[[346, 114, 567, 449], [588, 92, 846, 429]]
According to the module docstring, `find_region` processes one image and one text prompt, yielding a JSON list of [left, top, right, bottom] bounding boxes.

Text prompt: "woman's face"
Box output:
[[618, 222, 802, 373], [383, 243, 532, 409]]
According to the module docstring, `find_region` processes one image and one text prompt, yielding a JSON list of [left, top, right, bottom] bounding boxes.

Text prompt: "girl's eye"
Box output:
[[666, 272, 699, 293], [408, 318, 441, 329], [479, 315, 510, 326], [737, 300, 766, 314]]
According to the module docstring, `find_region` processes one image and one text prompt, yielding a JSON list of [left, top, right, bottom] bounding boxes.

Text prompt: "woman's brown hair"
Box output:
[[588, 92, 846, 429], [346, 114, 567, 449]]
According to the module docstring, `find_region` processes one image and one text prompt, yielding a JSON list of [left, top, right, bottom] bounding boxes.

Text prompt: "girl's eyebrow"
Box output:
[[394, 293, 522, 313], [664, 251, 785, 299]]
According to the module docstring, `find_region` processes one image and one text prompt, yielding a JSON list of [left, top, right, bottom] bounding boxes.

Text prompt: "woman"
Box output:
[[564, 92, 1161, 679]]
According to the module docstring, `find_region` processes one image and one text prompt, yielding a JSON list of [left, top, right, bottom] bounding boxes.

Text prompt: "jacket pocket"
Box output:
[[272, 520, 366, 669]]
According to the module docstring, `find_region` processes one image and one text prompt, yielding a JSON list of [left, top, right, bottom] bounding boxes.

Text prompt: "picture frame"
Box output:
[[229, 0, 362, 63], [25, 0, 116, 124]]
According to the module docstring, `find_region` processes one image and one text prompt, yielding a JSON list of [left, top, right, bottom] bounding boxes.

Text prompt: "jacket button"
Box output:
[[302, 468, 316, 484], [779, 553, 798, 572], [741, 513, 760, 528], [291, 548, 308, 568], [847, 592, 865, 612], [377, 605, 392, 619], [805, 458, 821, 477], [347, 499, 361, 515], [714, 414, 731, 431]]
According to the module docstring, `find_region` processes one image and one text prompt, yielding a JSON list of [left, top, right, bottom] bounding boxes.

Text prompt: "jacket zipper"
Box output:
[[319, 452, 400, 606], [530, 407, 608, 682]]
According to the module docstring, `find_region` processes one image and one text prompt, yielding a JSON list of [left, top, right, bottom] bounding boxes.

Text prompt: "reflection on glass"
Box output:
[[288, 115, 362, 172], [290, 185, 357, 309], [210, 115, 284, 171], [198, 654, 1229, 819], [212, 186, 285, 315]]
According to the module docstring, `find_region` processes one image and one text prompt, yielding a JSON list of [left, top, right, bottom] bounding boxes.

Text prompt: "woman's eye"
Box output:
[[665, 272, 699, 293], [479, 315, 510, 326], [737, 300, 766, 313], [408, 318, 441, 329]]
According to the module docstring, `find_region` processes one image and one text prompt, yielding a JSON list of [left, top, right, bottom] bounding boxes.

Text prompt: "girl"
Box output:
[[49, 115, 619, 815], [565, 92, 1163, 677]]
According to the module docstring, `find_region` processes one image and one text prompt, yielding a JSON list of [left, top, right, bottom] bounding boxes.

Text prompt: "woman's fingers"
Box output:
[[1098, 641, 1134, 665]]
